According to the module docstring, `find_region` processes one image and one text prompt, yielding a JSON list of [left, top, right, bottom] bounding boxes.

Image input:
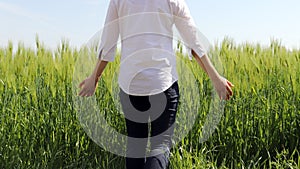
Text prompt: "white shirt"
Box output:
[[98, 0, 206, 96]]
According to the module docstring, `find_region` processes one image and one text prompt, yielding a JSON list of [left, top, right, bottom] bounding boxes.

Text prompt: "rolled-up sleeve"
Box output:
[[98, 0, 119, 61], [171, 0, 207, 59]]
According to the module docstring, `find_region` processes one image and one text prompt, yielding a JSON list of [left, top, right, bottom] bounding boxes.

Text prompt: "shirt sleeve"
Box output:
[[98, 0, 119, 61], [170, 0, 207, 59]]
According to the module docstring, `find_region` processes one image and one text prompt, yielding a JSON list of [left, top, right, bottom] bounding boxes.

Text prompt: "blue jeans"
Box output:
[[119, 81, 180, 169]]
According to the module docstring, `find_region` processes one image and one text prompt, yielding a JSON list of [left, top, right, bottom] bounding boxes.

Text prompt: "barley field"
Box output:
[[0, 39, 299, 169]]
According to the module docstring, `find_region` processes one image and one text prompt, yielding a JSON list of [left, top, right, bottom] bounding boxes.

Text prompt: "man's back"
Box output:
[[99, 0, 206, 95]]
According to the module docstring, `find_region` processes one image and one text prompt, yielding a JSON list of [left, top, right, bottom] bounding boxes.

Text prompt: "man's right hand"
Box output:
[[78, 75, 98, 97]]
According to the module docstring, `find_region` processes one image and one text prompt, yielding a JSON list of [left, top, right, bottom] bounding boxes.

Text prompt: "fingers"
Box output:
[[227, 80, 234, 87], [78, 89, 85, 97], [78, 89, 86, 97], [225, 85, 233, 101], [78, 83, 94, 97], [78, 78, 96, 97], [220, 92, 231, 100], [79, 80, 85, 88], [226, 92, 231, 100], [225, 80, 234, 100], [221, 92, 230, 100], [226, 85, 233, 96], [78, 88, 94, 97], [218, 79, 234, 101]]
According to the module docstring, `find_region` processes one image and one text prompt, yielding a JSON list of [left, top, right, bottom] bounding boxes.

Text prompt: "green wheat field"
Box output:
[[0, 38, 299, 169]]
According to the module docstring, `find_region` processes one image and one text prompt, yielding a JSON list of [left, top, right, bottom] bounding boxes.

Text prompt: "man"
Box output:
[[79, 0, 233, 168]]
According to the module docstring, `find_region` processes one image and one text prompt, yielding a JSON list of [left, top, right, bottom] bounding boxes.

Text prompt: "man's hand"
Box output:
[[191, 51, 234, 100], [213, 76, 234, 100], [78, 76, 98, 97], [78, 60, 108, 97]]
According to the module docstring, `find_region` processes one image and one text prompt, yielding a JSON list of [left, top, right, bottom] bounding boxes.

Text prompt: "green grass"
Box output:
[[0, 39, 299, 168]]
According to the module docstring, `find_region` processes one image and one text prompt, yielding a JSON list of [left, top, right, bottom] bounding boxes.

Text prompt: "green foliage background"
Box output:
[[0, 39, 299, 168]]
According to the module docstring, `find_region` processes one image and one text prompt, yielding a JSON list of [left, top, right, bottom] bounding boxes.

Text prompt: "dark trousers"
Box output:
[[119, 82, 180, 169]]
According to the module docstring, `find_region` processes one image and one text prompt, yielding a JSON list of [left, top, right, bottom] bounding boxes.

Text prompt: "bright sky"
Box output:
[[1, 0, 300, 50]]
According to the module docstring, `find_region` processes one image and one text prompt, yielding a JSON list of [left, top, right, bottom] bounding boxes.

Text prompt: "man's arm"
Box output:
[[92, 59, 109, 83], [192, 50, 208, 75], [78, 0, 117, 97], [171, 0, 234, 100], [78, 59, 108, 97], [192, 50, 234, 100], [192, 50, 220, 81]]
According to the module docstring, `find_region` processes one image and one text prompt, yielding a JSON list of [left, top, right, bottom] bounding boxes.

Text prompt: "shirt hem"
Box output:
[[119, 78, 179, 96]]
